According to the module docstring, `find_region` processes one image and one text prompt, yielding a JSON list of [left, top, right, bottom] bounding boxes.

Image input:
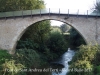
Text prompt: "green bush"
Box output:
[[67, 44, 99, 75], [68, 28, 86, 49], [94, 65, 100, 75], [0, 50, 11, 65], [67, 60, 93, 75], [0, 50, 11, 74], [15, 49, 40, 68], [47, 31, 68, 53], [47, 31, 68, 60], [0, 49, 26, 75], [96, 65, 100, 73], [71, 44, 98, 63], [1, 59, 26, 75], [16, 39, 39, 49]]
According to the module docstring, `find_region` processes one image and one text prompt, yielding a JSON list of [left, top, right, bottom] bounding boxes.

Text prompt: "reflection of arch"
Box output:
[[14, 18, 87, 52]]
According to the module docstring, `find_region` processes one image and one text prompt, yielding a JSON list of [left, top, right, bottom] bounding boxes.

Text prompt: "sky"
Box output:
[[44, 0, 96, 26]]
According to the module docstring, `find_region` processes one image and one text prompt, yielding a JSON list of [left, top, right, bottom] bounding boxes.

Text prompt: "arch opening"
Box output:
[[13, 19, 87, 75], [15, 19, 87, 51]]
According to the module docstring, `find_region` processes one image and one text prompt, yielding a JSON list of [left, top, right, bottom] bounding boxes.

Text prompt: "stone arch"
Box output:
[[14, 17, 87, 54], [0, 13, 98, 54]]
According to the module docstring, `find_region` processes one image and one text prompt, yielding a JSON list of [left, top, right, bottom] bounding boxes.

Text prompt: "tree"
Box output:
[[47, 31, 68, 57], [21, 20, 51, 52], [68, 28, 86, 49], [60, 24, 70, 33], [0, 0, 45, 12], [67, 44, 99, 75], [94, 1, 100, 13]]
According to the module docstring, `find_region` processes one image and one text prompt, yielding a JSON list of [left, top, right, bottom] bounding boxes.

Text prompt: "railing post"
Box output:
[[49, 8, 50, 16], [13, 11, 15, 19], [87, 10, 88, 18], [31, 10, 32, 17], [96, 12, 98, 18], [22, 10, 23, 18], [77, 10, 79, 17], [68, 9, 69, 17], [5, 12, 6, 20], [59, 8, 60, 16], [40, 9, 41, 17]]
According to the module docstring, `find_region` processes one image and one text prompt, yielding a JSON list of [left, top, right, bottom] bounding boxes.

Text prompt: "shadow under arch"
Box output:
[[14, 18, 87, 52]]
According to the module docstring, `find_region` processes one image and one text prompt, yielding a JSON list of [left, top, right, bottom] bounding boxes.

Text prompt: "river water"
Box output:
[[52, 49, 75, 75], [30, 49, 75, 75]]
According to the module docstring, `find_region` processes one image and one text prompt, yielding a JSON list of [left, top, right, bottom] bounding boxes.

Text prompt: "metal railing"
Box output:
[[0, 8, 99, 18]]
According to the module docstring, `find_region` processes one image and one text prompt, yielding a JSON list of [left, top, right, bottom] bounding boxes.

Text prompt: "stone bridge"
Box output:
[[0, 9, 100, 54]]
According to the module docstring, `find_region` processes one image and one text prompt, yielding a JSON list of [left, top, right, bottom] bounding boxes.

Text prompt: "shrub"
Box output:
[[93, 65, 100, 75], [16, 39, 39, 49], [67, 60, 93, 75], [67, 44, 99, 75], [71, 44, 98, 63], [0, 49, 26, 75], [1, 59, 25, 75], [68, 28, 86, 49], [15, 49, 40, 68], [47, 32, 67, 54], [0, 50, 11, 65], [47, 31, 68, 60]]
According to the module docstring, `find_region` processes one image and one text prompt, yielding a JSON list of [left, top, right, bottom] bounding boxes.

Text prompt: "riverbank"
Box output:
[[67, 44, 100, 75]]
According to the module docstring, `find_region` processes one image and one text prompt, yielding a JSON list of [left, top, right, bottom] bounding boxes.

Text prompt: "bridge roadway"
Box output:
[[0, 9, 100, 54]]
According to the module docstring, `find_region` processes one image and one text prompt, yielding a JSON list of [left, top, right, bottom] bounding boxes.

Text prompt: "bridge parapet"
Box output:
[[0, 8, 100, 19]]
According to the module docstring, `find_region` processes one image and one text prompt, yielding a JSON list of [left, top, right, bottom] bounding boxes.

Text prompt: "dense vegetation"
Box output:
[[68, 27, 86, 49], [0, 0, 45, 12], [17, 20, 68, 59], [67, 44, 100, 75]]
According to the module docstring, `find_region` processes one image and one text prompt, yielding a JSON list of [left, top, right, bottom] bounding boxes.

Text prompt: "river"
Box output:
[[30, 49, 75, 75], [52, 49, 75, 75]]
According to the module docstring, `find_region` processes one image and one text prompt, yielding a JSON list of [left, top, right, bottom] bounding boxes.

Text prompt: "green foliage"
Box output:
[[47, 31, 68, 60], [48, 31, 67, 53], [67, 44, 99, 75], [17, 39, 39, 49], [0, 49, 26, 75], [51, 26, 61, 33], [17, 30, 68, 62], [0, 0, 45, 12], [93, 48, 100, 65], [94, 65, 100, 75], [1, 59, 25, 75], [21, 20, 51, 52], [71, 45, 98, 63], [60, 24, 70, 33], [94, 1, 100, 13], [0, 50, 11, 74], [68, 60, 93, 75], [0, 50, 11, 65], [15, 49, 40, 68], [68, 28, 86, 49]]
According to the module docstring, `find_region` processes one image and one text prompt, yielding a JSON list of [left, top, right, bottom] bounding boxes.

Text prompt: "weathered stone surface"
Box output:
[[0, 14, 99, 54]]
